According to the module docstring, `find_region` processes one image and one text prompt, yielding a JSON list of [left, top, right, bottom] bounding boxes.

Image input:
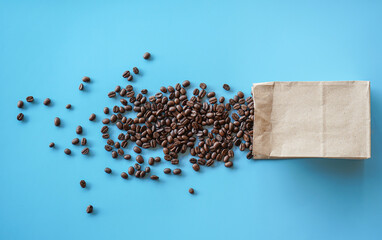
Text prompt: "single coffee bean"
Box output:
[[135, 171, 141, 178], [164, 168, 171, 174], [182, 80, 190, 87], [101, 126, 108, 133], [111, 151, 118, 158], [128, 166, 135, 175], [223, 84, 230, 91], [133, 67, 139, 74], [76, 125, 83, 134], [81, 147, 89, 155], [173, 168, 182, 175], [72, 138, 80, 145], [122, 70, 130, 78], [81, 138, 87, 146], [136, 155, 144, 164], [145, 167, 150, 173], [86, 205, 93, 213], [54, 117, 61, 126], [237, 91, 244, 98], [82, 76, 90, 82], [43, 98, 51, 105], [139, 171, 146, 178], [64, 148, 71, 155], [49, 142, 55, 148], [89, 113, 96, 121], [148, 157, 154, 165], [127, 75, 133, 81], [143, 52, 151, 59], [17, 100, 24, 108], [124, 154, 131, 160], [117, 149, 124, 156], [141, 89, 148, 94], [192, 164, 200, 171], [104, 145, 112, 151], [102, 118, 110, 124], [26, 96, 34, 102], [189, 188, 194, 194], [133, 146, 142, 153], [200, 83, 207, 89], [108, 91, 116, 98], [103, 107, 109, 114], [121, 172, 128, 179], [224, 161, 233, 168], [79, 83, 84, 90], [104, 167, 112, 174], [150, 175, 159, 180], [17, 113, 24, 121], [66, 104, 71, 109], [80, 180, 86, 188], [154, 157, 161, 162]]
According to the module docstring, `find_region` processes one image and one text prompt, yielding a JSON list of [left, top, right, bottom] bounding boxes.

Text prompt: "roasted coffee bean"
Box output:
[[190, 158, 197, 164], [79, 83, 84, 90], [102, 118, 110, 124], [81, 147, 89, 155], [139, 171, 146, 178], [104, 145, 112, 151], [207, 92, 215, 98], [160, 86, 167, 93], [66, 104, 71, 109], [143, 52, 151, 59], [102, 133, 110, 139], [43, 98, 51, 105], [101, 126, 108, 133], [206, 159, 214, 167], [104, 167, 112, 174], [72, 138, 80, 145], [89, 113, 96, 121], [148, 157, 154, 165], [171, 159, 179, 165], [136, 155, 144, 164], [192, 164, 200, 171], [81, 138, 87, 145], [122, 70, 130, 78], [182, 80, 190, 87], [111, 151, 118, 158], [26, 96, 34, 102], [108, 91, 116, 98], [128, 166, 135, 175], [49, 142, 55, 148], [82, 76, 90, 82], [127, 75, 133, 81], [80, 180, 86, 188], [103, 107, 109, 114], [64, 148, 71, 155], [223, 84, 230, 91], [17, 113, 24, 121], [135, 171, 141, 178], [134, 163, 141, 171], [200, 83, 207, 89], [121, 172, 128, 179], [224, 161, 233, 168], [154, 157, 161, 162], [198, 159, 206, 166], [164, 168, 171, 174], [115, 85, 121, 92], [189, 188, 194, 194], [54, 117, 61, 126], [145, 167, 151, 173], [173, 168, 182, 175], [117, 149, 124, 156], [124, 154, 131, 160], [141, 89, 148, 94], [237, 91, 244, 98], [17, 100, 24, 108], [150, 175, 159, 180], [133, 146, 142, 153], [133, 67, 139, 74], [86, 205, 93, 213], [76, 126, 83, 134]]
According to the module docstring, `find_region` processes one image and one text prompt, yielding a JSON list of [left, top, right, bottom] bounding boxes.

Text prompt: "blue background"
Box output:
[[1, 0, 381, 239]]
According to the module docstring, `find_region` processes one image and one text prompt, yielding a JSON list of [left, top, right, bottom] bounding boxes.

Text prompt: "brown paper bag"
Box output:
[[251, 81, 371, 159]]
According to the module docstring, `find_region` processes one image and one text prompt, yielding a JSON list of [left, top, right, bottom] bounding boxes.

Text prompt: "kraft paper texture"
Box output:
[[251, 81, 371, 159]]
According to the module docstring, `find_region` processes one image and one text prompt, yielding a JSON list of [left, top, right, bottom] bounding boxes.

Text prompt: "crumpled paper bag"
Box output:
[[251, 81, 371, 159]]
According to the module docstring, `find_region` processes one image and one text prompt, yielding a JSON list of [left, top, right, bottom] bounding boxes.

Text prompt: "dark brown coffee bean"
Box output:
[[17, 113, 24, 121], [189, 188, 194, 194], [64, 148, 71, 155], [81, 138, 87, 146], [207, 92, 215, 98], [101, 126, 108, 133], [150, 175, 159, 180], [104, 145, 112, 151], [173, 168, 182, 175], [224, 161, 233, 168], [206, 159, 214, 167], [127, 75, 133, 81], [200, 83, 207, 89], [145, 167, 150, 173], [143, 52, 151, 59], [133, 146, 142, 153], [192, 164, 200, 171], [141, 89, 148, 94], [108, 91, 116, 98], [103, 107, 109, 114], [66, 104, 71, 109], [122, 70, 130, 78], [133, 67, 139, 74], [148, 157, 154, 165], [86, 205, 93, 213], [17, 100, 24, 108], [76, 125, 83, 134], [190, 158, 197, 164], [82, 76, 90, 82], [171, 159, 179, 165], [80, 180, 86, 188], [114, 85, 121, 92], [121, 172, 128, 179], [102, 118, 110, 124], [104, 167, 112, 174], [49, 142, 55, 148], [54, 117, 61, 126], [111, 151, 118, 158], [43, 98, 51, 105], [164, 168, 171, 174], [124, 154, 131, 160], [135, 171, 141, 178], [136, 155, 144, 164], [139, 171, 146, 178], [117, 149, 124, 156], [26, 96, 34, 102], [154, 157, 161, 162], [223, 84, 230, 91], [160, 86, 167, 93], [79, 83, 84, 91], [182, 80, 190, 87], [128, 166, 135, 175], [81, 147, 89, 155], [72, 138, 80, 145], [89, 113, 96, 121], [237, 91, 244, 98]]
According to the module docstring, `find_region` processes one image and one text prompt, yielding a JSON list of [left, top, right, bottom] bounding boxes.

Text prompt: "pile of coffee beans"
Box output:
[[16, 51, 255, 214]]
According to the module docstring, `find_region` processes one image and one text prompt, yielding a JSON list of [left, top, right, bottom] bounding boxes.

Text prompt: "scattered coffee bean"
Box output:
[[145, 167, 150, 173], [223, 84, 230, 91], [192, 164, 200, 171], [49, 142, 55, 148], [86, 205, 93, 213], [189, 188, 194, 194], [224, 161, 233, 168], [17, 100, 24, 108], [17, 113, 24, 121], [66, 104, 71, 109], [26, 96, 34, 102], [89, 113, 96, 121], [136, 155, 144, 164], [108, 91, 116, 98], [81, 138, 87, 146], [133, 146, 141, 153], [139, 171, 146, 178], [54, 117, 61, 126], [128, 166, 135, 175], [81, 147, 89, 155], [82, 76, 90, 82], [150, 175, 159, 180], [200, 83, 207, 89], [164, 168, 171, 174], [173, 168, 182, 175], [64, 148, 71, 155], [43, 98, 51, 105], [72, 138, 80, 145], [80, 180, 86, 188], [104, 167, 112, 174], [124, 154, 131, 160], [143, 52, 151, 59], [122, 71, 130, 78], [76, 126, 83, 134], [133, 67, 139, 74], [121, 172, 128, 179], [104, 107, 109, 114], [79, 83, 84, 91], [127, 75, 133, 81], [182, 80, 190, 87]]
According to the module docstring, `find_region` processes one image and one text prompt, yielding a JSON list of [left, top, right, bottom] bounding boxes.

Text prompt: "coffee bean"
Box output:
[[141, 89, 148, 94], [163, 168, 171, 174], [143, 52, 151, 59], [133, 146, 141, 153], [160, 86, 167, 93], [136, 155, 144, 164], [72, 138, 80, 145], [49, 142, 55, 148], [82, 76, 90, 82], [206, 159, 214, 167], [173, 168, 182, 175], [189, 188, 194, 194], [80, 180, 86, 188], [104, 145, 112, 151], [237, 91, 244, 98], [171, 159, 179, 165], [200, 83, 207, 89], [150, 175, 159, 180], [76, 126, 83, 134], [127, 75, 133, 81], [122, 71, 130, 78], [223, 84, 230, 91], [26, 96, 34, 102], [133, 67, 139, 74], [43, 98, 51, 105], [17, 100, 24, 108], [117, 149, 124, 156], [121, 172, 128, 179], [102, 118, 110, 124], [145, 167, 151, 173], [111, 151, 118, 158], [86, 205, 93, 213], [108, 91, 116, 98], [17, 113, 24, 121], [104, 167, 112, 174], [81, 138, 87, 146], [66, 104, 71, 109], [89, 113, 96, 121], [139, 171, 146, 178], [148, 157, 154, 165], [103, 107, 109, 114], [192, 164, 200, 171], [128, 166, 135, 175], [154, 157, 161, 162], [182, 80, 190, 87], [101, 126, 108, 133], [81, 147, 89, 155], [64, 148, 71, 155], [207, 92, 215, 98], [79, 83, 84, 91], [54, 117, 61, 126], [224, 161, 233, 168], [124, 154, 131, 160]]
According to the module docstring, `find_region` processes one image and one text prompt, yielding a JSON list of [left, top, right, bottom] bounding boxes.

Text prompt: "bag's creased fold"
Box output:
[[251, 81, 371, 159]]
